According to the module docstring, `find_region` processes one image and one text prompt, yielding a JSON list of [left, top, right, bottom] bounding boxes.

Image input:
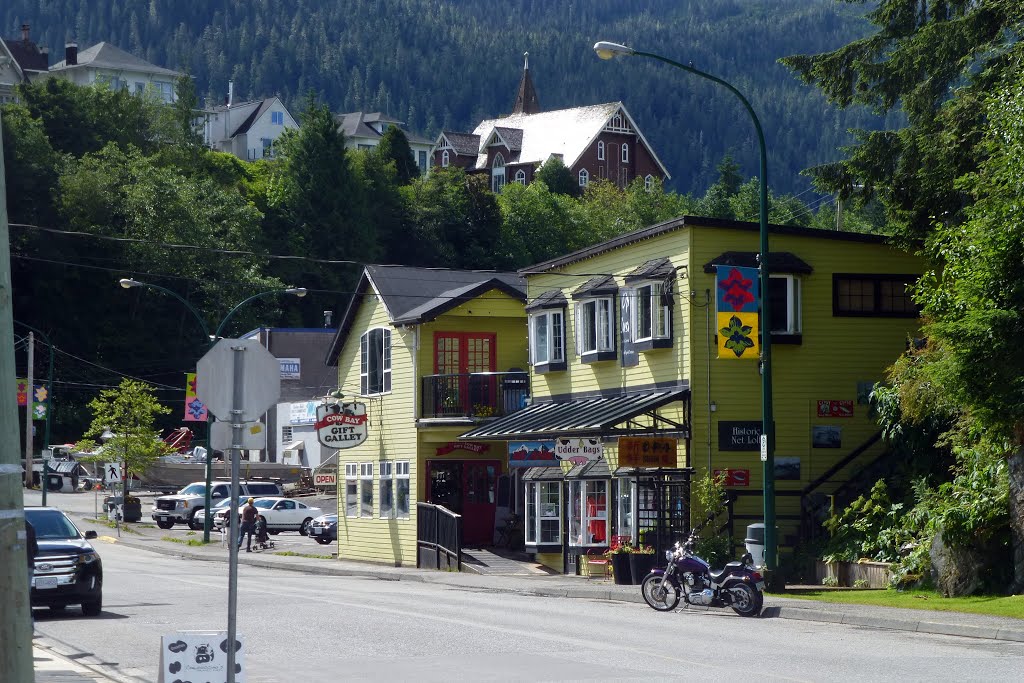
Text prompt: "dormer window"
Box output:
[[597, 141, 605, 160], [621, 143, 629, 163], [492, 153, 506, 193], [441, 150, 450, 167]]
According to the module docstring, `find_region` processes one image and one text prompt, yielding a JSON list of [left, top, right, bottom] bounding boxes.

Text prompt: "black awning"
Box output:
[[458, 389, 689, 441]]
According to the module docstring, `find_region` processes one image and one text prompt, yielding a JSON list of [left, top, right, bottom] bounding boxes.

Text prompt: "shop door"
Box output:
[[462, 460, 500, 546], [426, 461, 462, 513]]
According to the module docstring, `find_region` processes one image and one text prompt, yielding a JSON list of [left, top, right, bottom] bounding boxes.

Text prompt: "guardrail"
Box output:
[[416, 502, 461, 571]]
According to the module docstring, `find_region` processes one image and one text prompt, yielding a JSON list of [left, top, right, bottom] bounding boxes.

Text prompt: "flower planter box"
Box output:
[[610, 554, 632, 585], [816, 560, 892, 588], [629, 553, 657, 584]]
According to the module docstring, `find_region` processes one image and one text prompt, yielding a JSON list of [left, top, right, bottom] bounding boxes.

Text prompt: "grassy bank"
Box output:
[[783, 588, 1024, 620]]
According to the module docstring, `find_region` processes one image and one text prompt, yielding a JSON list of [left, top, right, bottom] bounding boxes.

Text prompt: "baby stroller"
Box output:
[[252, 517, 275, 551]]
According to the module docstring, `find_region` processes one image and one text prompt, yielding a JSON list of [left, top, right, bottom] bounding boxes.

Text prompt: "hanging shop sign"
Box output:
[[508, 440, 558, 467], [315, 402, 368, 449], [554, 437, 602, 465], [816, 400, 854, 418], [617, 437, 677, 468]]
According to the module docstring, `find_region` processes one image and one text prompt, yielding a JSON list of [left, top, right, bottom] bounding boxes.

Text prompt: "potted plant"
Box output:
[[628, 544, 657, 584], [605, 544, 633, 585], [122, 494, 143, 522]]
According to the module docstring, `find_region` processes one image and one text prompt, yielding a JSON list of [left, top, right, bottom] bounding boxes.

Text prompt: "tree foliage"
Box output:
[[75, 379, 175, 480]]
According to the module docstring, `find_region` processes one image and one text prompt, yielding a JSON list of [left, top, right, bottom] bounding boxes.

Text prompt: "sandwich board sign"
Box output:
[[158, 630, 244, 682], [315, 402, 368, 449]]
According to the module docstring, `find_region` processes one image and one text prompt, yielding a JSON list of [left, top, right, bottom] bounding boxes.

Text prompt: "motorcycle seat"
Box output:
[[709, 561, 746, 583]]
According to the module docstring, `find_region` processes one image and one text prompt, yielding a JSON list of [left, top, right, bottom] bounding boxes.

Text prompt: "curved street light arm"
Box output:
[[594, 43, 776, 573], [119, 279, 212, 342], [212, 288, 307, 341]]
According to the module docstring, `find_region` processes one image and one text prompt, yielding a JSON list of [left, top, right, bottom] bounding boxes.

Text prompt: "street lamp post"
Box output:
[[118, 279, 307, 543], [594, 41, 776, 573]]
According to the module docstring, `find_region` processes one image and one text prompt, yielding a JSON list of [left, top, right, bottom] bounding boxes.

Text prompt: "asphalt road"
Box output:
[[28, 537, 1024, 682]]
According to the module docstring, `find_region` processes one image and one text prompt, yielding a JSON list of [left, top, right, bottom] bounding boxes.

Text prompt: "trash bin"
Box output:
[[744, 523, 766, 568]]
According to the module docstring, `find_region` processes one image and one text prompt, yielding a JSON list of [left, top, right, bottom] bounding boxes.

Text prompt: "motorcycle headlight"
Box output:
[[665, 550, 673, 562]]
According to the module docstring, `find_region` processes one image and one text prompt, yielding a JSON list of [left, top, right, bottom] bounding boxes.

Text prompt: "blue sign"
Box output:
[[508, 440, 558, 468]]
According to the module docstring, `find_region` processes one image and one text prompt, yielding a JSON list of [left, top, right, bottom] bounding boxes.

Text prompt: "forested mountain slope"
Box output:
[[3, 0, 896, 197]]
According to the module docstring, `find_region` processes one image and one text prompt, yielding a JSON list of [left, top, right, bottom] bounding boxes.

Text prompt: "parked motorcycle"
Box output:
[[640, 524, 765, 617]]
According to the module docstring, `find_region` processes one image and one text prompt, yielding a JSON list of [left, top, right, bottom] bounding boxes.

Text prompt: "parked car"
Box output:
[[308, 514, 337, 545], [151, 479, 284, 530], [191, 497, 235, 530], [26, 507, 103, 616], [214, 497, 322, 535]]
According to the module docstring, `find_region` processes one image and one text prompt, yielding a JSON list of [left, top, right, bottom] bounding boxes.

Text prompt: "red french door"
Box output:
[[434, 333, 496, 415], [462, 460, 500, 546]]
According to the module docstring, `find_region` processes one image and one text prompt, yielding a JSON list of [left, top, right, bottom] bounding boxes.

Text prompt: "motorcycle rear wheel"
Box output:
[[728, 582, 763, 617], [641, 574, 680, 612]]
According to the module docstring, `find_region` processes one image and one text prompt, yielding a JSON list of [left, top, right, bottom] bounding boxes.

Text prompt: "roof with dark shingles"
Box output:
[[624, 258, 675, 283], [441, 131, 481, 155], [571, 275, 618, 299], [524, 289, 567, 312], [231, 98, 276, 137], [2, 37, 48, 72], [520, 215, 897, 274], [492, 126, 523, 151], [326, 266, 526, 366]]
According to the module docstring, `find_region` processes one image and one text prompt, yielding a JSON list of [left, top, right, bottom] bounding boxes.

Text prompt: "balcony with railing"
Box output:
[[421, 371, 529, 420]]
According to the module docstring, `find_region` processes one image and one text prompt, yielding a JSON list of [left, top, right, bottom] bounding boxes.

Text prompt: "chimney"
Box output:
[[65, 42, 78, 66], [227, 80, 233, 108], [21, 24, 30, 43]]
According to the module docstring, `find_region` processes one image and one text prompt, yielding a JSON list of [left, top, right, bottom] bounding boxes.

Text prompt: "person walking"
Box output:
[[238, 498, 258, 552]]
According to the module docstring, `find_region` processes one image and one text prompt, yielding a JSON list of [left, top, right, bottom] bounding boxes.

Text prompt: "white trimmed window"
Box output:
[[492, 152, 506, 192], [360, 328, 391, 395], [271, 111, 284, 125], [396, 461, 410, 518], [525, 481, 561, 545], [579, 168, 589, 187], [529, 309, 565, 368], [379, 461, 394, 518], [441, 150, 450, 167], [597, 141, 605, 160], [634, 283, 672, 342], [645, 174, 654, 191], [569, 480, 609, 546], [621, 143, 629, 163], [515, 169, 527, 184], [769, 274, 802, 333], [345, 463, 358, 517], [575, 298, 615, 357], [360, 462, 374, 518]]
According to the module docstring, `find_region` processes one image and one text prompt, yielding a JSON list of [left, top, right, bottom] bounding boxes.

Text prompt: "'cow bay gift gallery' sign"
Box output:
[[315, 402, 368, 449]]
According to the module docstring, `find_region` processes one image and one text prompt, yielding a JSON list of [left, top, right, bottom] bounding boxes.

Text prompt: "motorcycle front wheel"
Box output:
[[728, 582, 763, 617], [641, 574, 680, 612]]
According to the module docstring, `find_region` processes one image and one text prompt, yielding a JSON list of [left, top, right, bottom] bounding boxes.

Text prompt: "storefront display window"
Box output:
[[525, 481, 561, 545], [614, 477, 633, 540], [568, 480, 608, 546]]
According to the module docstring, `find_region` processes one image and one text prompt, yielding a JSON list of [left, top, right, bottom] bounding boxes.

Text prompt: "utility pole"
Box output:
[[24, 332, 34, 488], [0, 112, 35, 681]]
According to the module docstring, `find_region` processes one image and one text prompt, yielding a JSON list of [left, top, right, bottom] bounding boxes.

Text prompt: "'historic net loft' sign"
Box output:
[[315, 402, 368, 449]]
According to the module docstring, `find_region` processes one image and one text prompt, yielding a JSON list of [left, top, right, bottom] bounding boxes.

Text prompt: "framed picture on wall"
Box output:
[[812, 425, 842, 449]]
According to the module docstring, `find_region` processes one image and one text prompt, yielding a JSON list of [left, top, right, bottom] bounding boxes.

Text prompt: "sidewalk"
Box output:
[[34, 639, 113, 682]]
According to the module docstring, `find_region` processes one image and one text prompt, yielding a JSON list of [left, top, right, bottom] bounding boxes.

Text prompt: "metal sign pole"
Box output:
[[226, 343, 246, 683]]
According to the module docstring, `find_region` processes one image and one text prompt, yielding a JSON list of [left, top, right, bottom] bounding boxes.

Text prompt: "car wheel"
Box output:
[[82, 594, 102, 617], [156, 518, 175, 530], [299, 518, 313, 536], [268, 530, 280, 535], [315, 536, 332, 545], [187, 509, 203, 530]]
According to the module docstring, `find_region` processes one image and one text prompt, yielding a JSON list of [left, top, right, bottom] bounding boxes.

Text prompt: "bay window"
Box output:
[[633, 282, 672, 347], [525, 481, 561, 546], [528, 309, 565, 371], [575, 297, 615, 360], [568, 480, 608, 546]]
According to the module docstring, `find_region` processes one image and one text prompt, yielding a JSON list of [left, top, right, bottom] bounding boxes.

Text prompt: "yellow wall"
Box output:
[[333, 285, 526, 566]]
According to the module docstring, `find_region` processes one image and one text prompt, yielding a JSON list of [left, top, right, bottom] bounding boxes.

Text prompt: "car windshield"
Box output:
[[26, 509, 81, 540], [179, 484, 206, 495], [254, 500, 275, 509], [213, 499, 234, 509]]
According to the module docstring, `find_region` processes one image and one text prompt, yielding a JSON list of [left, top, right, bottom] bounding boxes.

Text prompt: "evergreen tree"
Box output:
[[374, 125, 419, 184], [533, 157, 578, 197]]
